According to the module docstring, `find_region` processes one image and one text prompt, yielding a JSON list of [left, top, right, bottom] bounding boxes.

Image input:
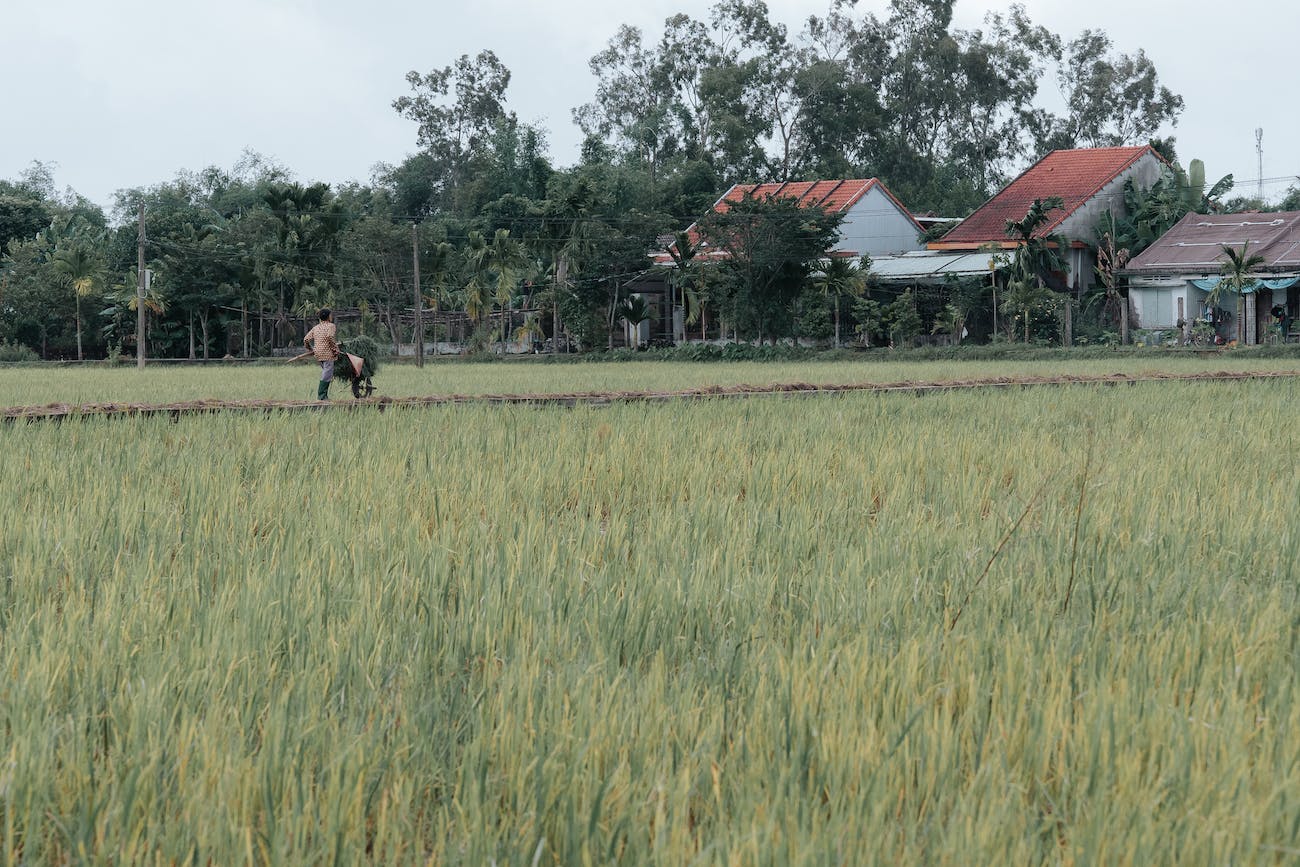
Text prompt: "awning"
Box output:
[[1190, 276, 1300, 294], [867, 251, 1009, 281]]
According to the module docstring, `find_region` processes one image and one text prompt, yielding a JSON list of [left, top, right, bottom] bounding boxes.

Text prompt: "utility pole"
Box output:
[[136, 201, 146, 369], [554, 254, 567, 354], [412, 221, 424, 368]]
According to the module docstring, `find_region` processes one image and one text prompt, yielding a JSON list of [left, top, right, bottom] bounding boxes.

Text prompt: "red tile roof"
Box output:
[[933, 146, 1159, 248], [714, 179, 881, 215], [653, 179, 917, 264]]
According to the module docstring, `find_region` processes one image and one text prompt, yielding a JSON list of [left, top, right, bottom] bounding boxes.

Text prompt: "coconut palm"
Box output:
[[51, 243, 103, 361], [487, 229, 531, 349], [1215, 243, 1266, 342], [812, 255, 867, 348], [462, 231, 493, 326]]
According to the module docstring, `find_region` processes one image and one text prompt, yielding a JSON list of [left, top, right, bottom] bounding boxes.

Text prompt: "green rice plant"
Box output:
[[0, 381, 1297, 863]]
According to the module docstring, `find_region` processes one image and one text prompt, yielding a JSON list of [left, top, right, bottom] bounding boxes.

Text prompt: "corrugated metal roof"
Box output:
[[868, 251, 1008, 281], [935, 146, 1156, 247], [1125, 211, 1300, 274]]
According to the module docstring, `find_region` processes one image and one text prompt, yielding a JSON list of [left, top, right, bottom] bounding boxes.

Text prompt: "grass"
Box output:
[[1, 379, 1298, 862], [3, 355, 1300, 407]]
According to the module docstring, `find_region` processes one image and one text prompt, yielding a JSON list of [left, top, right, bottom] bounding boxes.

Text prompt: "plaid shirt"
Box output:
[[304, 322, 338, 361]]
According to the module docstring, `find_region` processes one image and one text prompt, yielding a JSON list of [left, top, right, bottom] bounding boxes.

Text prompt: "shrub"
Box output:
[[0, 340, 39, 363]]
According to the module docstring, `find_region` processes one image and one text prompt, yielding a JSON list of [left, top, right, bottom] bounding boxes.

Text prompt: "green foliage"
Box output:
[[883, 289, 923, 347], [0, 338, 38, 362], [1098, 159, 1234, 261], [851, 296, 886, 347], [698, 192, 844, 343]]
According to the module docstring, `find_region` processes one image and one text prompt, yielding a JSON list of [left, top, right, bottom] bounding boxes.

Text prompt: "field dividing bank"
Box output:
[[3, 382, 1299, 863], [6, 356, 1300, 408], [7, 367, 1300, 422]]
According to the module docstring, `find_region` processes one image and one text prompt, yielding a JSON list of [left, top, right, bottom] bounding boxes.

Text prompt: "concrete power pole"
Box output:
[[136, 202, 146, 369], [412, 221, 424, 368], [554, 255, 567, 354]]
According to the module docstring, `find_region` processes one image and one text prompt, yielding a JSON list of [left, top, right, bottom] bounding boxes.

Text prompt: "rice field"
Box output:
[[3, 355, 1300, 407], [2, 377, 1298, 863]]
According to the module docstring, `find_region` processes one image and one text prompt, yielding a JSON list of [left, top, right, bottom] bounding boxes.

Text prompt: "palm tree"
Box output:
[[51, 243, 103, 361], [812, 256, 867, 348], [104, 271, 168, 357], [421, 240, 456, 350], [665, 232, 700, 344], [487, 229, 531, 350], [1002, 278, 1053, 344], [462, 231, 493, 328], [1216, 243, 1266, 343], [1005, 197, 1068, 289], [1005, 198, 1068, 342], [620, 295, 652, 347]]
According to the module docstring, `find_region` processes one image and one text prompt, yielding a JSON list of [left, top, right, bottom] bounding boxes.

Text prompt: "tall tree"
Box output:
[[50, 238, 103, 361], [393, 50, 514, 213], [1046, 31, 1184, 150], [697, 192, 843, 343]]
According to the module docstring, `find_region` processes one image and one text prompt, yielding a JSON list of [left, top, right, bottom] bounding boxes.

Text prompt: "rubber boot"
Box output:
[[317, 379, 330, 401]]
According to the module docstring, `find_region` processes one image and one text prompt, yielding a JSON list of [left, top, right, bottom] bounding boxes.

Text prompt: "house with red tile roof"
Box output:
[[628, 178, 924, 345], [926, 146, 1166, 294], [651, 178, 924, 267]]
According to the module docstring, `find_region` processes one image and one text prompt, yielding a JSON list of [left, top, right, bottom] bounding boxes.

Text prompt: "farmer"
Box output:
[[303, 308, 339, 401]]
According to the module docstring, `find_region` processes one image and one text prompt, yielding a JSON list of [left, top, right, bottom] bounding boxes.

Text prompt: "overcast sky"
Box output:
[[4, 0, 1296, 214]]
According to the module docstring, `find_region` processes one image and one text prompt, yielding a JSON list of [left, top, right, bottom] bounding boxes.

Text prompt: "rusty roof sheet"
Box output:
[[1125, 211, 1300, 274], [936, 146, 1156, 247]]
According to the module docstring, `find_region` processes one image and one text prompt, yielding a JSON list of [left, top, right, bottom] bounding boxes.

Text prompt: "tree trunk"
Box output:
[[833, 298, 841, 348], [384, 310, 400, 356], [188, 313, 196, 360], [200, 310, 210, 360], [241, 306, 250, 358], [75, 295, 83, 361]]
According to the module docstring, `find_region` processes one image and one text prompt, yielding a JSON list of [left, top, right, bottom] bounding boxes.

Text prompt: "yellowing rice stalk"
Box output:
[[1, 379, 1297, 863], [3, 355, 1300, 407]]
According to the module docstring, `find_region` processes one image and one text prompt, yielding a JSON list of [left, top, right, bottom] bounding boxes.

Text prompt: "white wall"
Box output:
[[837, 185, 925, 257], [1130, 279, 1207, 330]]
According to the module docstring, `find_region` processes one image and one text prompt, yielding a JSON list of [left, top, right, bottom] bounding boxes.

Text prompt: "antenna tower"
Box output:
[[1256, 128, 1264, 202]]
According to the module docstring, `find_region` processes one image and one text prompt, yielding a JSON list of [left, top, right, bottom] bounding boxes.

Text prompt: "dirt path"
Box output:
[[6, 369, 1300, 423]]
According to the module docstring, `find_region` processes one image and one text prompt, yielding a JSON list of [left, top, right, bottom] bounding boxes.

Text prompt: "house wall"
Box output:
[[1130, 278, 1195, 330], [837, 185, 925, 257], [1057, 153, 1165, 246]]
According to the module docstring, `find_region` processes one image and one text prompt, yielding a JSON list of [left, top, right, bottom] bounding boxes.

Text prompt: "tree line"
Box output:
[[1, 0, 1286, 360]]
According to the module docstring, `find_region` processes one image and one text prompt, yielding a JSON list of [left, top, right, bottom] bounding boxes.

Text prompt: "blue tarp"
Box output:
[[1190, 276, 1300, 294]]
